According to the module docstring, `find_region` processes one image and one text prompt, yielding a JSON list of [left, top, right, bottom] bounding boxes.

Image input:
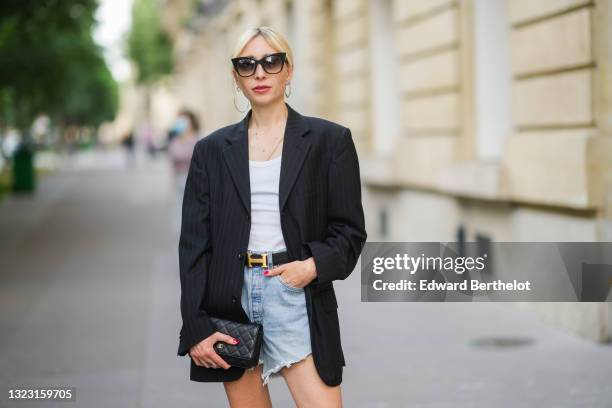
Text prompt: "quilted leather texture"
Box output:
[[210, 316, 263, 368]]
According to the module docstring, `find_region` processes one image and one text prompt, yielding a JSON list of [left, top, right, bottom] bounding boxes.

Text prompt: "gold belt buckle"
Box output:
[[247, 251, 267, 267]]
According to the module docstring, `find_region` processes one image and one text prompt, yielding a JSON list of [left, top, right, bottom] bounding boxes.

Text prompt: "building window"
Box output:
[[473, 0, 512, 160], [369, 0, 402, 157]]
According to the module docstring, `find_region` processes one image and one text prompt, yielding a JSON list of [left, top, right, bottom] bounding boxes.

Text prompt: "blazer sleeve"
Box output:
[[177, 140, 217, 357], [303, 127, 367, 287]]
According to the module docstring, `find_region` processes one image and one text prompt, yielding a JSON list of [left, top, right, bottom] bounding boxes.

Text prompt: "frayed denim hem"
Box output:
[[261, 352, 312, 387]]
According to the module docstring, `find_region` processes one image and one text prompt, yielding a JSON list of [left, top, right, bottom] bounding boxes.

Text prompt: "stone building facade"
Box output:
[[158, 0, 612, 342]]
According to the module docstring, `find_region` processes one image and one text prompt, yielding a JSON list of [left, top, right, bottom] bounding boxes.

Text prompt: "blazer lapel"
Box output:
[[222, 102, 311, 218]]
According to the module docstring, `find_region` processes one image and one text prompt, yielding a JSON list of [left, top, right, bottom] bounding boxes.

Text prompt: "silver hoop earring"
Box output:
[[233, 86, 250, 113], [284, 82, 292, 98]]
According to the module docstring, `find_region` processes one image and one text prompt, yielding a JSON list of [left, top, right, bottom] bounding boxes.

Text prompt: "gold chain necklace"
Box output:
[[250, 127, 284, 161]]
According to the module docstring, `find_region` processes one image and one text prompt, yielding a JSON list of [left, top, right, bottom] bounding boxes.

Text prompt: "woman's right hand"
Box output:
[[189, 332, 240, 369]]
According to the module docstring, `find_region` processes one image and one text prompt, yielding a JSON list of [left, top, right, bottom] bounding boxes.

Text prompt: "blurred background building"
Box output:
[[116, 0, 611, 342]]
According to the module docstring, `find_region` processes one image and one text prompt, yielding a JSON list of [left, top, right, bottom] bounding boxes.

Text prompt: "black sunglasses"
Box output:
[[231, 52, 287, 77]]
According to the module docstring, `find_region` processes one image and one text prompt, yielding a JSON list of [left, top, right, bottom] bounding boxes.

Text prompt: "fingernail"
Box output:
[[233, 338, 239, 344], [263, 270, 269, 275]]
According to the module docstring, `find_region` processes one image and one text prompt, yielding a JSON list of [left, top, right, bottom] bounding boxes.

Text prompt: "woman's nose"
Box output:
[[254, 63, 267, 79]]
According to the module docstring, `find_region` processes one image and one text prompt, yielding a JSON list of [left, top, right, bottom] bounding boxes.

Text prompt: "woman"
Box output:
[[178, 26, 367, 407]]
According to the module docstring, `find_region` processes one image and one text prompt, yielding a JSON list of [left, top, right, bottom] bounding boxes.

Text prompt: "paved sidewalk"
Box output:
[[0, 148, 610, 407]]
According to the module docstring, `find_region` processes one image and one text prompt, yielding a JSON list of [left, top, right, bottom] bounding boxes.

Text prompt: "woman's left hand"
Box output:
[[263, 257, 317, 289]]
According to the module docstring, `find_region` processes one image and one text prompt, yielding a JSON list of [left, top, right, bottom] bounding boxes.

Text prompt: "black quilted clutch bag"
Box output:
[[209, 316, 263, 368]]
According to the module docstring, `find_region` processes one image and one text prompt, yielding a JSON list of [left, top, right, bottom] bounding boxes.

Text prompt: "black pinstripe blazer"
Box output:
[[177, 101, 367, 387]]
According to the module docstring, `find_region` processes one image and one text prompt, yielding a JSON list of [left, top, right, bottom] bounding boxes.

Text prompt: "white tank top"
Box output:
[[247, 153, 287, 252]]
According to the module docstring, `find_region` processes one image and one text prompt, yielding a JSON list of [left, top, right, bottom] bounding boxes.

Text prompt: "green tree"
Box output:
[[0, 0, 119, 193], [127, 0, 174, 119], [0, 0, 118, 139]]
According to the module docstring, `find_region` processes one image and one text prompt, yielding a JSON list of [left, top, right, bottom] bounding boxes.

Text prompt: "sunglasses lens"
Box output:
[[263, 54, 284, 73], [236, 59, 255, 76]]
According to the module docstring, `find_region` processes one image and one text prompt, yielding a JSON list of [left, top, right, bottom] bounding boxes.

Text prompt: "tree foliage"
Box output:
[[0, 0, 118, 131], [127, 0, 173, 85]]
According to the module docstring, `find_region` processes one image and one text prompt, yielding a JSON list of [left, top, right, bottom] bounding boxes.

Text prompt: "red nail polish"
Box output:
[[263, 270, 269, 275], [233, 338, 239, 344]]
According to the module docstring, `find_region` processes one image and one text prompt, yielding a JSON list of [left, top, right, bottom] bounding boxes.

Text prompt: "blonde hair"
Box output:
[[231, 26, 294, 69]]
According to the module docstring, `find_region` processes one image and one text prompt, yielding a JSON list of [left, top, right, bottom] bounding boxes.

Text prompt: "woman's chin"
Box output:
[[250, 94, 283, 105]]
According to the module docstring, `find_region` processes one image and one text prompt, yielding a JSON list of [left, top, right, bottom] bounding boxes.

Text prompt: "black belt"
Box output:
[[244, 250, 292, 268]]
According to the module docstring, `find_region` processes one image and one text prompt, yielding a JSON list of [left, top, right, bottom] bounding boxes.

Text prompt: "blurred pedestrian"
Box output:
[[136, 120, 156, 157], [121, 130, 135, 168], [167, 109, 202, 228]]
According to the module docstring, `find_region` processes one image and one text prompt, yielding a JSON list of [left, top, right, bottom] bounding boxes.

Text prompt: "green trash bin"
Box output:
[[12, 143, 36, 193]]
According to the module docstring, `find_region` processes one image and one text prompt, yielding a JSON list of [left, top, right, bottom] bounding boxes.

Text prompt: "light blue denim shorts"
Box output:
[[241, 248, 312, 386]]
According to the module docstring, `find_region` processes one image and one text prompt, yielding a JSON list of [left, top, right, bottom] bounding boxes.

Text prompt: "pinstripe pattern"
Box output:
[[178, 102, 367, 386]]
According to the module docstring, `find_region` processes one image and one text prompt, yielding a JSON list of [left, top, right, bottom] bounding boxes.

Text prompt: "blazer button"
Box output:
[[232, 296, 237, 303], [237, 253, 243, 259]]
